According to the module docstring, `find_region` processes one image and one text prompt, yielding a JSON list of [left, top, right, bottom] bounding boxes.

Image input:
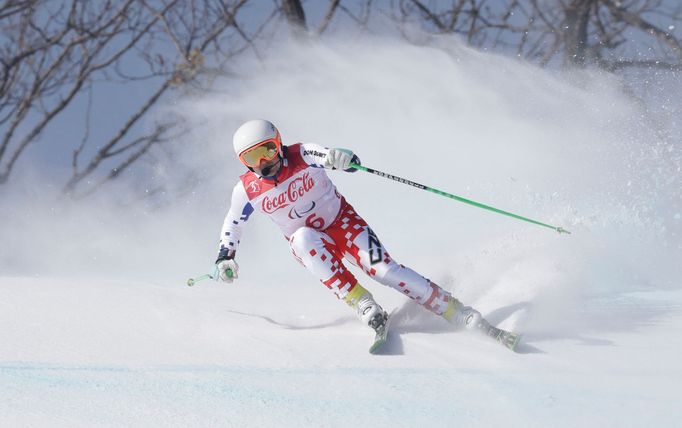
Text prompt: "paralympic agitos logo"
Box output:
[[262, 172, 315, 214]]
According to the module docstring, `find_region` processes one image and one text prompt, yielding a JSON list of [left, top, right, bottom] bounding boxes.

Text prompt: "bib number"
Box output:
[[305, 213, 325, 230]]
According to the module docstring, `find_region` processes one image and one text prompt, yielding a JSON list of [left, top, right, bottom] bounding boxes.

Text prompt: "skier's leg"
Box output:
[[324, 201, 482, 329], [288, 226, 387, 329]]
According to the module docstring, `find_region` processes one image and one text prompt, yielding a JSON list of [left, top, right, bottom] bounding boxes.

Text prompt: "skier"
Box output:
[[215, 119, 490, 336]]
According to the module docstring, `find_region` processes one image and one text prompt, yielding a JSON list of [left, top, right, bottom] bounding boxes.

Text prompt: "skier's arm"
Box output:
[[299, 143, 360, 172], [215, 182, 253, 281]]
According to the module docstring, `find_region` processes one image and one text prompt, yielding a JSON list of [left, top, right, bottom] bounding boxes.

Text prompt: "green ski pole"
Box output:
[[186, 273, 214, 287], [186, 267, 234, 287], [349, 163, 570, 235]]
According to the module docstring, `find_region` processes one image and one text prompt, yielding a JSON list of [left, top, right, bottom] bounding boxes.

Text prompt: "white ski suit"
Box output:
[[218, 143, 453, 316]]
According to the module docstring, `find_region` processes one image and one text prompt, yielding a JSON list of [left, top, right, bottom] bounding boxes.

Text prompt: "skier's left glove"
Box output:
[[216, 259, 239, 283], [215, 249, 239, 283], [325, 148, 360, 172]]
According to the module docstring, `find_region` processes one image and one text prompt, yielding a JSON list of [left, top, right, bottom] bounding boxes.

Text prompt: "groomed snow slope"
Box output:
[[1, 277, 681, 427], [1, 36, 681, 427]]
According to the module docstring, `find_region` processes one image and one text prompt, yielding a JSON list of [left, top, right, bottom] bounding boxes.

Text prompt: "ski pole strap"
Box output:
[[349, 163, 570, 235]]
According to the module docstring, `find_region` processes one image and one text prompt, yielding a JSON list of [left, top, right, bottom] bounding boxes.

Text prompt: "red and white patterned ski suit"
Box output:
[[219, 143, 452, 316]]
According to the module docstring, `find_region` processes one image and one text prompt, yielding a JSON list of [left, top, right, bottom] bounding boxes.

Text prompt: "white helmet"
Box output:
[[233, 119, 282, 162]]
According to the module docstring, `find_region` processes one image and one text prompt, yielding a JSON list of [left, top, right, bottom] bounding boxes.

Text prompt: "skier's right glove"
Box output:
[[325, 148, 359, 171], [215, 249, 239, 284]]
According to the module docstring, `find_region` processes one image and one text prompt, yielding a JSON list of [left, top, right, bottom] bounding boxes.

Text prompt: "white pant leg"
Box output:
[[323, 202, 453, 316], [288, 226, 358, 299]]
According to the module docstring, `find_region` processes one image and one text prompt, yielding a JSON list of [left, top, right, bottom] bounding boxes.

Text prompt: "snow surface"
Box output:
[[1, 277, 681, 427], [1, 35, 681, 427]]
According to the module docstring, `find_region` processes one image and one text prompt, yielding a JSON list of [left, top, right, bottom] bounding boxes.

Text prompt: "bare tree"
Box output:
[[2, 0, 679, 197], [62, 0, 263, 195], [395, 0, 682, 70], [0, 0, 284, 196], [281, 0, 307, 31]]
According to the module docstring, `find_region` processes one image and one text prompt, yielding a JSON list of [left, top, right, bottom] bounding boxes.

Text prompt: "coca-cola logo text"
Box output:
[[262, 173, 315, 214]]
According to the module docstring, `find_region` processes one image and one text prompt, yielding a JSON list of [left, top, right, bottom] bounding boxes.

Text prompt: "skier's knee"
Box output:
[[289, 227, 323, 254], [370, 259, 401, 284]]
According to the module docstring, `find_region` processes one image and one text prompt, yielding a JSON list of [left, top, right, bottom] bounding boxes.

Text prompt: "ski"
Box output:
[[369, 309, 396, 354], [478, 322, 521, 352]]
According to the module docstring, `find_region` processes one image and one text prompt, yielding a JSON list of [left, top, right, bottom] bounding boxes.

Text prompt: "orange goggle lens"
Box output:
[[240, 140, 279, 167]]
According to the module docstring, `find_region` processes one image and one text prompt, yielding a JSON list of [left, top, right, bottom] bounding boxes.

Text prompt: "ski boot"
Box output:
[[442, 298, 483, 330], [344, 283, 388, 332], [442, 298, 521, 351], [344, 283, 392, 353]]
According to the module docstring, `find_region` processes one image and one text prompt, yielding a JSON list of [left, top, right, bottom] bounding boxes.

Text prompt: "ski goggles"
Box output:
[[239, 139, 281, 167]]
